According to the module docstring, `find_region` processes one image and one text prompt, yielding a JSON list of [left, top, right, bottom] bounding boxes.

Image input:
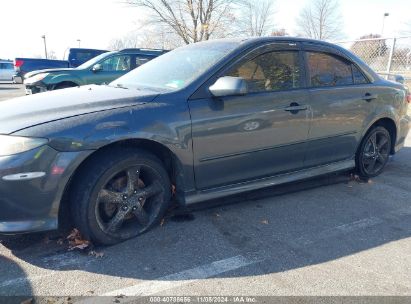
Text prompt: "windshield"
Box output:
[[76, 51, 116, 69], [110, 40, 240, 91]]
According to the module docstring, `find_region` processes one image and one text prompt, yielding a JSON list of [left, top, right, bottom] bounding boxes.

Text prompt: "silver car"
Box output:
[[0, 60, 14, 81]]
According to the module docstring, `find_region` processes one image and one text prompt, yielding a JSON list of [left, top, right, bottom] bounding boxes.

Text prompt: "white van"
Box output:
[[0, 60, 14, 81]]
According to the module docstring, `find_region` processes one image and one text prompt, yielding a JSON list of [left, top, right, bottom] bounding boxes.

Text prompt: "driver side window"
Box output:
[[225, 51, 301, 93], [100, 55, 131, 72]]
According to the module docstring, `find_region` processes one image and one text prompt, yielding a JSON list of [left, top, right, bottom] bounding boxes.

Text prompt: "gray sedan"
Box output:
[[0, 37, 409, 245]]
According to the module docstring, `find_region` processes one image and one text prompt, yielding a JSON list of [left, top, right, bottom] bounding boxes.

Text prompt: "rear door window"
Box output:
[[306, 52, 354, 87], [352, 65, 369, 84], [135, 56, 154, 67]]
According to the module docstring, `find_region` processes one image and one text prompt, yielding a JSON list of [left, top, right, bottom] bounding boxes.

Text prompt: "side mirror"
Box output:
[[92, 64, 103, 72], [209, 76, 248, 97]]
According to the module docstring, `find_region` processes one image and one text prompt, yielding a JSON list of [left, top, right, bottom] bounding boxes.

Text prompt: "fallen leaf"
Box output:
[[57, 238, 64, 245], [66, 228, 91, 251], [69, 243, 89, 251], [66, 228, 81, 240], [20, 298, 33, 304], [261, 219, 269, 225], [214, 212, 221, 217]]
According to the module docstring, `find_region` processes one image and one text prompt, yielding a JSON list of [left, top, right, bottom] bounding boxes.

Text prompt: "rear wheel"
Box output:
[[70, 148, 171, 245], [356, 126, 391, 178]]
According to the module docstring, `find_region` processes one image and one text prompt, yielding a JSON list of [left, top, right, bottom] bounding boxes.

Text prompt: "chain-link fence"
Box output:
[[335, 36, 411, 85]]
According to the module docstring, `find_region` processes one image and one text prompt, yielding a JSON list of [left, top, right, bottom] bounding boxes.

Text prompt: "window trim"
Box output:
[[190, 42, 307, 100], [351, 63, 370, 85], [304, 50, 371, 89]]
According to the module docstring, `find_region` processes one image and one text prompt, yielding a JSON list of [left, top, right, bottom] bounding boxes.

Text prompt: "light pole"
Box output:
[[41, 35, 48, 59], [77, 39, 81, 48], [381, 12, 389, 37]]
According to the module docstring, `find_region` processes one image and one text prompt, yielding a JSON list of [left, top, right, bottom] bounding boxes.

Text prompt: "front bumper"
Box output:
[[24, 82, 47, 95], [0, 145, 92, 234]]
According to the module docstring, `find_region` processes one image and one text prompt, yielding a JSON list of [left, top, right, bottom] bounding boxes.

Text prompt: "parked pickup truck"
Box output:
[[24, 48, 168, 94], [13, 48, 108, 83]]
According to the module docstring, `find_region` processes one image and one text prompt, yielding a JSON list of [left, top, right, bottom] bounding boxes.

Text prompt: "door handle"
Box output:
[[284, 102, 308, 114], [362, 93, 378, 102]]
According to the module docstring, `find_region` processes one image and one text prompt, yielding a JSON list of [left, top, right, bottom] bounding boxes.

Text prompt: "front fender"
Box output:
[[46, 74, 84, 86], [13, 100, 195, 193]]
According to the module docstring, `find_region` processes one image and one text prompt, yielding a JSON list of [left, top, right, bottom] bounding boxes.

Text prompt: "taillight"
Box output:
[[14, 59, 23, 68]]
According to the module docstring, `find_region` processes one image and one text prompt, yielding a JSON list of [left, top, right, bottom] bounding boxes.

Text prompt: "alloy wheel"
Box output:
[[361, 129, 390, 176], [95, 165, 164, 239]]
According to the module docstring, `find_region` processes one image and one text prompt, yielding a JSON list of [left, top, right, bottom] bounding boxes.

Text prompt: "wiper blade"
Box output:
[[113, 83, 129, 89]]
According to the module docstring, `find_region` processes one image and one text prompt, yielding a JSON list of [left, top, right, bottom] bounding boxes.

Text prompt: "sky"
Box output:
[[0, 0, 410, 60]]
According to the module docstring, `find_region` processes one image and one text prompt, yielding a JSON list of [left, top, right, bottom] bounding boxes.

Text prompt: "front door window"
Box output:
[[100, 55, 131, 71]]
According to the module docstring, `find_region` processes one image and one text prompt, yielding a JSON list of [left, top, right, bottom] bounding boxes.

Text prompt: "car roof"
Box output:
[[69, 48, 108, 52], [223, 36, 343, 50], [118, 48, 169, 55]]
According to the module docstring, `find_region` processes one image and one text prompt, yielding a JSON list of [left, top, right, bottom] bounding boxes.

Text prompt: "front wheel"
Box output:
[[70, 148, 171, 245], [53, 82, 77, 90], [356, 126, 391, 178]]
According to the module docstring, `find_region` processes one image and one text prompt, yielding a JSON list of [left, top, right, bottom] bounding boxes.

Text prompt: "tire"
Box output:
[[70, 148, 171, 245], [356, 126, 391, 178]]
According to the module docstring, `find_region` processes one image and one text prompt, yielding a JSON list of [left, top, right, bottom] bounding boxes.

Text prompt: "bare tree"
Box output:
[[238, 0, 275, 37], [127, 0, 238, 44], [47, 51, 58, 60], [108, 26, 183, 50], [108, 39, 126, 51], [296, 0, 343, 40], [271, 28, 288, 37]]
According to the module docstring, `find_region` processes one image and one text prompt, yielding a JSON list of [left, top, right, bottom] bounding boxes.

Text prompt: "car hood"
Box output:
[[0, 85, 159, 134], [25, 68, 75, 79]]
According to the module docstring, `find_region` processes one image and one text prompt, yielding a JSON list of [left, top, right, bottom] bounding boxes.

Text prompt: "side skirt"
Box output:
[[185, 159, 355, 205]]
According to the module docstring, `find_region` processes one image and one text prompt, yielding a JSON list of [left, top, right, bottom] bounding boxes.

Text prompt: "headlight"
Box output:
[[0, 135, 49, 156], [24, 73, 49, 84]]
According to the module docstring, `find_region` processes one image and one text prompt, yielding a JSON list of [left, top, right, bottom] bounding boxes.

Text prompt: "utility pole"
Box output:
[[379, 13, 389, 57], [77, 39, 81, 48], [381, 13, 389, 37], [41, 35, 48, 59]]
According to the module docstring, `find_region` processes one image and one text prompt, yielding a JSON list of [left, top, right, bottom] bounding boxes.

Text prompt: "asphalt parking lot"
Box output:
[[0, 82, 25, 101], [1, 83, 411, 300]]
